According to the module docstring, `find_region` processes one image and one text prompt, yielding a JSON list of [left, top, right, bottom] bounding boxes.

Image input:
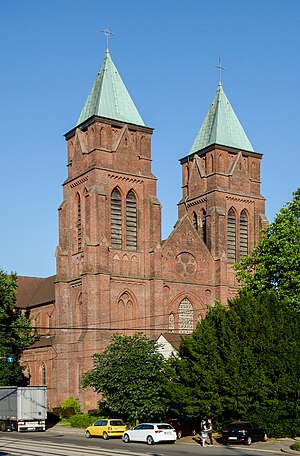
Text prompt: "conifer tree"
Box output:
[[167, 292, 300, 437]]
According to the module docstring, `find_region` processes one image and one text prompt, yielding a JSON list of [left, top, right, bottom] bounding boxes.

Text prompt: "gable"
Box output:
[[161, 215, 214, 283]]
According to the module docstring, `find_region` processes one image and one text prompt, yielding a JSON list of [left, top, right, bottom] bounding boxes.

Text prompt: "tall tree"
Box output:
[[81, 333, 168, 424], [0, 270, 35, 385], [167, 292, 300, 437], [234, 188, 300, 312]]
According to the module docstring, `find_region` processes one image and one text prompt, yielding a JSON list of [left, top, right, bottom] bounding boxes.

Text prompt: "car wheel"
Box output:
[[85, 430, 91, 438], [123, 433, 130, 443], [103, 431, 109, 440], [177, 430, 182, 439], [263, 433, 268, 442], [147, 435, 154, 445], [245, 436, 252, 445]]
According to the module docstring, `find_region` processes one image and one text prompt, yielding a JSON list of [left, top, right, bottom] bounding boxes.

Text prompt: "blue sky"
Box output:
[[1, 0, 299, 277]]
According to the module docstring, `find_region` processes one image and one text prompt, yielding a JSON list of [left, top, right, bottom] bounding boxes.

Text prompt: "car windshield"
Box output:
[[110, 420, 124, 426], [157, 424, 173, 430]]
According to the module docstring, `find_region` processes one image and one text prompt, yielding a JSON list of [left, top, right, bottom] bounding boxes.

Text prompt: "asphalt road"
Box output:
[[0, 425, 296, 456]]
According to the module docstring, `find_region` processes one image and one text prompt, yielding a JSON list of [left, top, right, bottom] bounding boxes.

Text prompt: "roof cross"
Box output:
[[216, 57, 225, 83], [101, 27, 113, 52]]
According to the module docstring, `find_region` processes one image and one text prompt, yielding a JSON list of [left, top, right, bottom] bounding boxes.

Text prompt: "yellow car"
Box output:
[[85, 418, 127, 439]]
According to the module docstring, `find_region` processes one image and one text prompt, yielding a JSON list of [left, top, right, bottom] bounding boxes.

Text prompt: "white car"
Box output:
[[122, 423, 177, 445]]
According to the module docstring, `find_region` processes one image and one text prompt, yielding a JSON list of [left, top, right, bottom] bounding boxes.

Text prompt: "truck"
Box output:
[[0, 386, 47, 432]]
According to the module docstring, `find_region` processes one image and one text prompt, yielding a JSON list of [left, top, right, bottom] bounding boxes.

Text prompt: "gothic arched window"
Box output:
[[41, 362, 46, 386], [126, 191, 137, 251], [111, 188, 122, 249], [169, 314, 175, 333], [227, 208, 236, 263], [240, 210, 248, 258], [76, 193, 82, 251], [201, 209, 207, 244], [178, 298, 193, 334]]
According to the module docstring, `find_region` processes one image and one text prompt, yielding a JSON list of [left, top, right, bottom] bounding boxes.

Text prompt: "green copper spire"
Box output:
[[189, 83, 254, 155], [76, 50, 145, 127]]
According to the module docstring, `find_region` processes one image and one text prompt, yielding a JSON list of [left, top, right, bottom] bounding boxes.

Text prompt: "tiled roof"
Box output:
[[16, 275, 55, 309], [76, 50, 145, 127], [189, 83, 254, 155]]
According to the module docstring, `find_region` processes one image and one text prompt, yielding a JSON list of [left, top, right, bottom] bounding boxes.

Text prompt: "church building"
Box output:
[[16, 46, 267, 411]]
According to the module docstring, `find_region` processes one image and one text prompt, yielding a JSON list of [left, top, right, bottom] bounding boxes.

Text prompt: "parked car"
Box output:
[[166, 418, 197, 439], [122, 423, 177, 445], [85, 418, 126, 439], [222, 421, 268, 445]]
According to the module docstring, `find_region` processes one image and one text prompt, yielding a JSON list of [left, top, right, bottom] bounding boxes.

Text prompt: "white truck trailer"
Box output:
[[0, 386, 47, 432]]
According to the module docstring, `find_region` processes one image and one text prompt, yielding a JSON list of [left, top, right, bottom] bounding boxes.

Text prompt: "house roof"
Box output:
[[189, 82, 254, 155], [76, 50, 145, 127], [16, 275, 55, 309], [158, 333, 184, 351]]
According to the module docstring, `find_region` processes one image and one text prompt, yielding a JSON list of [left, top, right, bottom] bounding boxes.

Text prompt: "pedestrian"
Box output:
[[207, 418, 213, 446], [201, 419, 207, 447]]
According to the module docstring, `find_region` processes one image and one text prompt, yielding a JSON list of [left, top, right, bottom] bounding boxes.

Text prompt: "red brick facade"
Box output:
[[20, 95, 267, 412]]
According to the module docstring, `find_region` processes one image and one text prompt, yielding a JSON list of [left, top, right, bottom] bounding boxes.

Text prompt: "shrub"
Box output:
[[59, 397, 81, 417], [291, 442, 300, 452], [69, 414, 100, 428]]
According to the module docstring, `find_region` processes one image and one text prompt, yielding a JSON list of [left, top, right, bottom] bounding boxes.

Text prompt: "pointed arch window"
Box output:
[[178, 298, 193, 334], [169, 314, 175, 333], [77, 193, 82, 251], [111, 188, 122, 249], [126, 191, 137, 251], [201, 209, 207, 244], [240, 210, 248, 258], [227, 208, 236, 263], [41, 362, 46, 386]]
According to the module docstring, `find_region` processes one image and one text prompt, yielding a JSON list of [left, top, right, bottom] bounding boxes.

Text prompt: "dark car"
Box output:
[[222, 421, 268, 445], [166, 418, 197, 439]]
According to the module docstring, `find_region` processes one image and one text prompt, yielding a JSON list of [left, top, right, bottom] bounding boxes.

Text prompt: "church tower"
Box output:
[[54, 48, 162, 408], [178, 82, 267, 302]]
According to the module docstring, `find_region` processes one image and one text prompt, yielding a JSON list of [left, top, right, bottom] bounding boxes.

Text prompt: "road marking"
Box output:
[[0, 437, 149, 456]]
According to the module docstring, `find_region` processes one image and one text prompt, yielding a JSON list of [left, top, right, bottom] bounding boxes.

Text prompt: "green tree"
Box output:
[[0, 270, 35, 385], [81, 333, 168, 424], [234, 188, 300, 312], [167, 292, 300, 437]]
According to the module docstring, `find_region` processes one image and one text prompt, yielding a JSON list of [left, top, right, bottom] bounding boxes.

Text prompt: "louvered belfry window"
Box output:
[[126, 190, 137, 250], [111, 188, 122, 249], [240, 210, 248, 257], [77, 194, 82, 251], [227, 208, 236, 263]]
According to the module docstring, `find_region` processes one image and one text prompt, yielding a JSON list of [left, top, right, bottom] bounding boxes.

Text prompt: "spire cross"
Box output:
[[216, 58, 225, 83], [101, 27, 113, 51]]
